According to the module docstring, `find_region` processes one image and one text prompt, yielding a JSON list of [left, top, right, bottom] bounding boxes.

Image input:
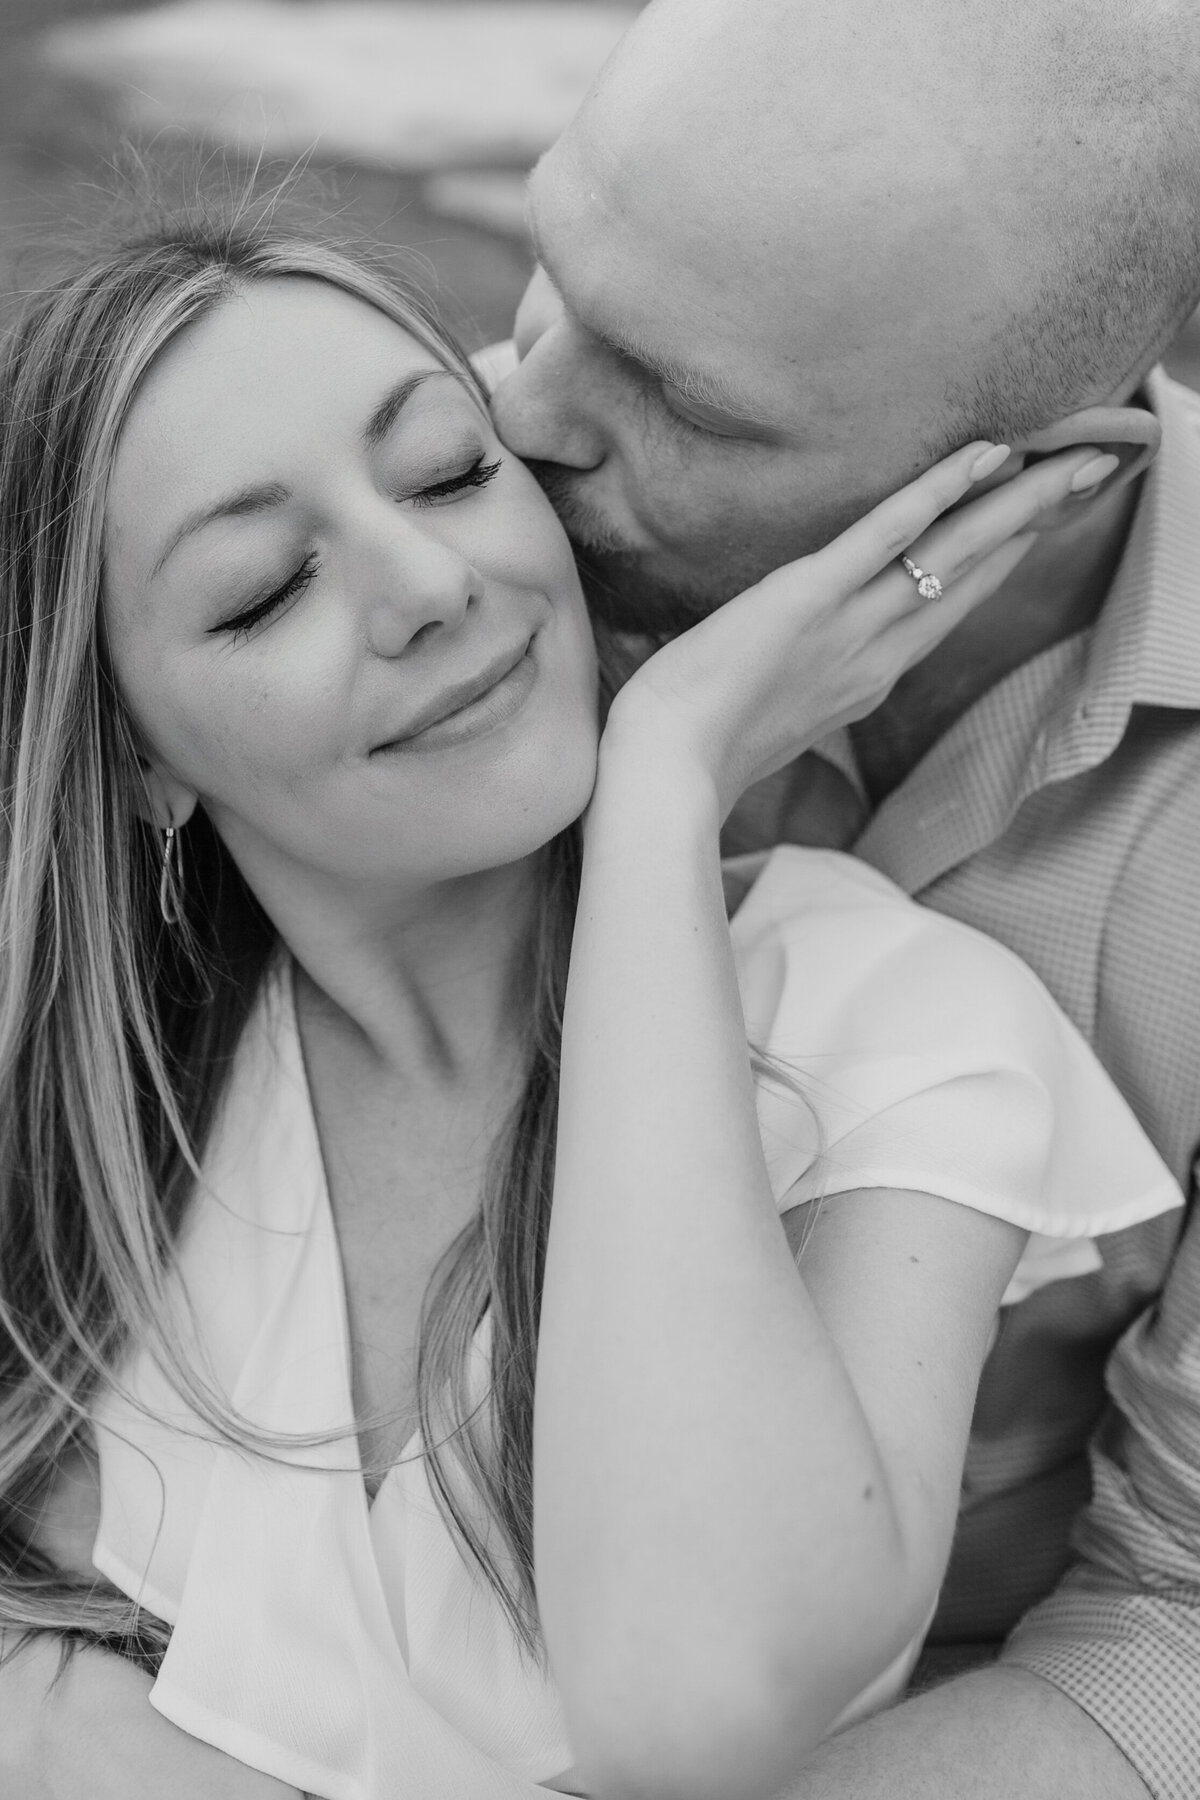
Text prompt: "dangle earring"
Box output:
[[159, 822, 184, 927]]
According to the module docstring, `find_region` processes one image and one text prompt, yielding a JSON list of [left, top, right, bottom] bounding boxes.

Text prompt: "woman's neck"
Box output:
[[259, 854, 541, 1085]]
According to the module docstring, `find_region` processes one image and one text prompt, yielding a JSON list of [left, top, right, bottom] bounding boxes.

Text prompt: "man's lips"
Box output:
[[371, 638, 533, 751]]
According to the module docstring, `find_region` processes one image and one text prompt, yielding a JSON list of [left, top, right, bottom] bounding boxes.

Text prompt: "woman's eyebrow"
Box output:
[[151, 480, 291, 579], [150, 367, 481, 579], [361, 366, 479, 448]]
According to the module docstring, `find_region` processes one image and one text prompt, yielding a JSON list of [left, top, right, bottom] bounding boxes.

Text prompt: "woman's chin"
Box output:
[[467, 754, 599, 871], [392, 739, 598, 882]]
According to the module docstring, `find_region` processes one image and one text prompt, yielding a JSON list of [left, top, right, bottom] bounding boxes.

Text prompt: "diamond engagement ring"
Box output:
[[900, 556, 944, 601]]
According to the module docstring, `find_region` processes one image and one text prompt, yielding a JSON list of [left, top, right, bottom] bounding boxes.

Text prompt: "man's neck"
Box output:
[[850, 476, 1144, 806]]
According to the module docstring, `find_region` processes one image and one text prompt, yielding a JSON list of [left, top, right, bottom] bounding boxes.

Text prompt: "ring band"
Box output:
[[900, 556, 944, 601]]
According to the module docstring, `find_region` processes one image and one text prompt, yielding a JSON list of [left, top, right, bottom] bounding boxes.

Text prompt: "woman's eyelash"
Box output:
[[212, 458, 500, 641], [410, 453, 502, 508], [215, 552, 321, 641]]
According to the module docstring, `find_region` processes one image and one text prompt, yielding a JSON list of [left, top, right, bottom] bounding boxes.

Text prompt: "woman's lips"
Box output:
[[372, 640, 538, 755]]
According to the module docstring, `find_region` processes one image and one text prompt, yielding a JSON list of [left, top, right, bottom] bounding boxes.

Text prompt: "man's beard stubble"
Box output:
[[525, 457, 847, 643], [574, 545, 722, 639], [526, 457, 751, 640]]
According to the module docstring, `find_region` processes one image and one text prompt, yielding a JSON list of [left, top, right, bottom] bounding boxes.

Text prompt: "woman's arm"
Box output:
[[533, 442, 1109, 1800], [535, 737, 1022, 1800], [3, 1444, 302, 1798], [0, 1632, 303, 1800]]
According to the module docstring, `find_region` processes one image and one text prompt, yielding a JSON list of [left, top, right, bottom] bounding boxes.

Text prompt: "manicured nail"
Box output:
[[1070, 452, 1120, 492], [970, 444, 1011, 481]]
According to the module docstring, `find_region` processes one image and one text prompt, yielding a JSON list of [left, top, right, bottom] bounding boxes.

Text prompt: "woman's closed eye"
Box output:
[[216, 551, 322, 643], [210, 453, 504, 640], [410, 452, 502, 509]]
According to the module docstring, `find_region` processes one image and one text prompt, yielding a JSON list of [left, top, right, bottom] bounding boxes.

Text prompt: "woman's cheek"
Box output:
[[486, 464, 582, 586], [178, 626, 355, 804]]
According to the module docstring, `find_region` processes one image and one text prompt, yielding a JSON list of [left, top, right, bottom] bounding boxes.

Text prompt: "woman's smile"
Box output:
[[371, 633, 539, 755]]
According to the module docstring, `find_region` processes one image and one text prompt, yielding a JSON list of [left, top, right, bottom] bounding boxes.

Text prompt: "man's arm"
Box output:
[[778, 1665, 1147, 1800], [781, 1161, 1200, 1800], [0, 1632, 302, 1800]]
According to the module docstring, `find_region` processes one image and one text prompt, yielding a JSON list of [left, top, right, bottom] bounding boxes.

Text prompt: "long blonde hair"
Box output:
[[0, 202, 585, 1665]]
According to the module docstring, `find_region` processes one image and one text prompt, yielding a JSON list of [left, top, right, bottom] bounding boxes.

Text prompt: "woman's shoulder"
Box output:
[[727, 844, 1053, 1044], [726, 844, 915, 927], [728, 844, 1181, 1244], [729, 842, 989, 937], [725, 842, 1142, 1107]]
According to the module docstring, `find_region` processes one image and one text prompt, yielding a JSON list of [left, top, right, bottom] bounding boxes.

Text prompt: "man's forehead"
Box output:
[[528, 88, 1013, 426], [526, 145, 807, 432]]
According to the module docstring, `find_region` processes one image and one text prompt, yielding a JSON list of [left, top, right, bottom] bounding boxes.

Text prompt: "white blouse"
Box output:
[[90, 848, 1182, 1800]]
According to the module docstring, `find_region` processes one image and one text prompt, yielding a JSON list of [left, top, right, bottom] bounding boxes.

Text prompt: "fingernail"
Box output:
[[1069, 452, 1119, 492], [970, 444, 1011, 481]]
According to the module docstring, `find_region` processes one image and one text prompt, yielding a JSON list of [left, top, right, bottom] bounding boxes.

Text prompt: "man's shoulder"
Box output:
[[470, 339, 518, 393]]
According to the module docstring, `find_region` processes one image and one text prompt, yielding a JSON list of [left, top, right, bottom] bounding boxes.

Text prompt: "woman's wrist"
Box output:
[[594, 689, 723, 832]]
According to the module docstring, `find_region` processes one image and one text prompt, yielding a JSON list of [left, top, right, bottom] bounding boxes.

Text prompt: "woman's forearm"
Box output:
[[0, 1630, 302, 1800], [534, 729, 926, 1797]]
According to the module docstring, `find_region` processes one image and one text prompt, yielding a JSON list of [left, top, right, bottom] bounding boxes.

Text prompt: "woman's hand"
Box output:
[[604, 440, 1116, 818]]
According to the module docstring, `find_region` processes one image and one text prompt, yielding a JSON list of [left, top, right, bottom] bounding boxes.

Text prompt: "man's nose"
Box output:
[[490, 272, 607, 472]]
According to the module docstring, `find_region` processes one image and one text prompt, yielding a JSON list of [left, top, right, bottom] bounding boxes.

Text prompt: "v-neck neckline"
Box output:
[[283, 952, 428, 1506]]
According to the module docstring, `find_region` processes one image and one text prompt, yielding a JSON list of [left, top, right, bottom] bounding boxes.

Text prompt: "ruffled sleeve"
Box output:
[[729, 848, 1182, 1305]]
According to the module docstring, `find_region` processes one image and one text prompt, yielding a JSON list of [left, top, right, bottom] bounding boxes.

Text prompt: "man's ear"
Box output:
[[1010, 403, 1162, 530], [137, 761, 198, 834]]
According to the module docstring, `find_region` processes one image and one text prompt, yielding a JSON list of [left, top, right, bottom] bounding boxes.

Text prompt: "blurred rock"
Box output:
[[422, 169, 529, 238], [36, 1, 638, 172]]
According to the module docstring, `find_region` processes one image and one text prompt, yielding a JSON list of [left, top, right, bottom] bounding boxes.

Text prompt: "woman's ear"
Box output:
[[137, 761, 198, 834], [1008, 402, 1162, 530]]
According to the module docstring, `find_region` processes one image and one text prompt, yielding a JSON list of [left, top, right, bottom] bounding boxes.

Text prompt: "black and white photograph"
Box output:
[[0, 2, 1198, 1797]]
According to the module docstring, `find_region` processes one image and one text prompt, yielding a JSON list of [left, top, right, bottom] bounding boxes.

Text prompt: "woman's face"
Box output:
[[103, 277, 599, 899]]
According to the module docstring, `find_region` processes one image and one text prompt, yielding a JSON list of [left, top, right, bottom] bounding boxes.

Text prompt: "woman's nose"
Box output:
[[489, 270, 607, 473], [358, 511, 483, 660]]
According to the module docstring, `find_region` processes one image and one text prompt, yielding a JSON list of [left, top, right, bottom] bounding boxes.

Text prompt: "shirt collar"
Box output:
[[1018, 367, 1200, 790], [1089, 366, 1200, 712]]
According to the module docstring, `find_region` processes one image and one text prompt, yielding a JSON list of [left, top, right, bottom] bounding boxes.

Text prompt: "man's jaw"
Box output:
[[524, 459, 735, 637], [523, 459, 635, 559], [575, 545, 727, 638]]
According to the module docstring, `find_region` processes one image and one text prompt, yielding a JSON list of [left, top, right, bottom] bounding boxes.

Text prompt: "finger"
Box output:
[[807, 439, 1008, 595], [894, 444, 1115, 593], [876, 535, 1036, 670], [849, 439, 1110, 631]]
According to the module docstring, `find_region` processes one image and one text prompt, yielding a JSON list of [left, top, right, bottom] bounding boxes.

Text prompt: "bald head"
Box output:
[[491, 0, 1200, 626], [592, 0, 1200, 436]]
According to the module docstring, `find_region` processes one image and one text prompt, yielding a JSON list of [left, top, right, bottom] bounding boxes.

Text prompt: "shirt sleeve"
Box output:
[[733, 850, 1182, 1284], [1002, 1156, 1200, 1800]]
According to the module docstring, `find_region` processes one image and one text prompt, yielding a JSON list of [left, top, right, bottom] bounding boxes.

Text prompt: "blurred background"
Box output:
[[0, 0, 640, 350], [0, 0, 1197, 378]]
